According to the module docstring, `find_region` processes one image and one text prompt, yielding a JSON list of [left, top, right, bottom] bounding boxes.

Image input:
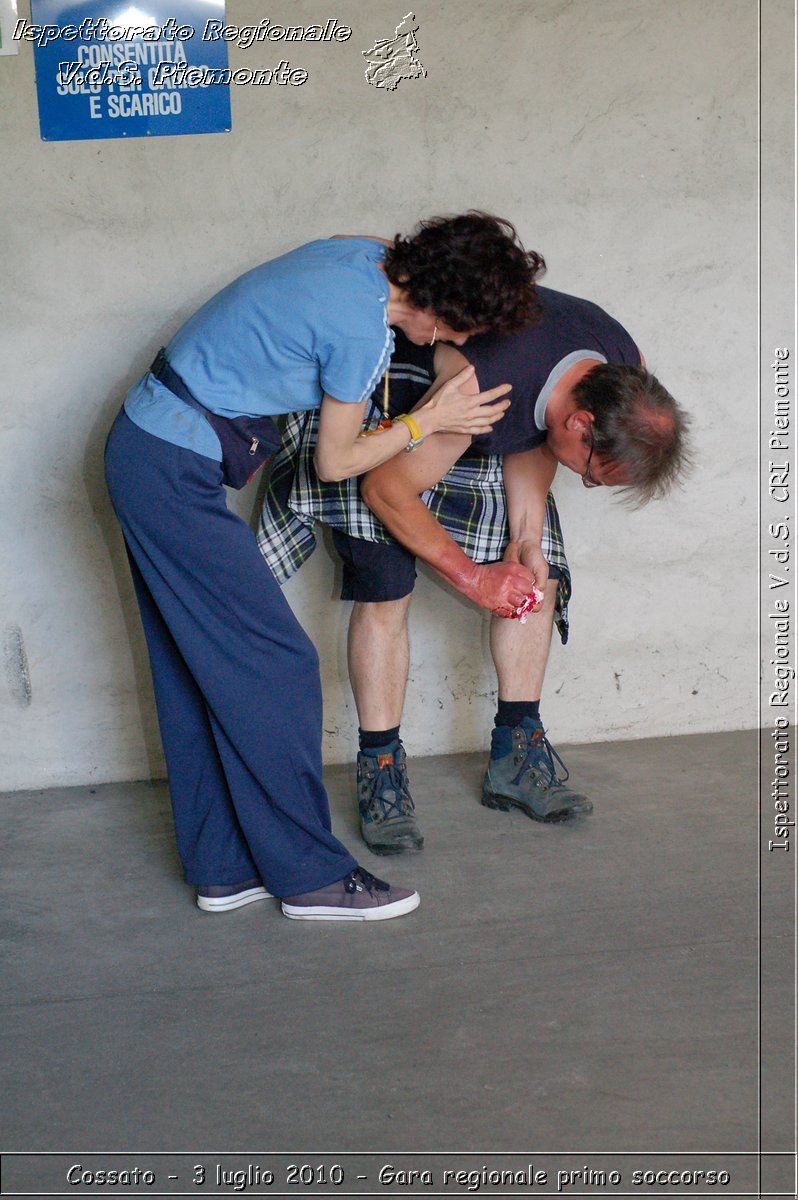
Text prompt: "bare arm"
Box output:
[[362, 361, 536, 615], [314, 367, 511, 482], [362, 343, 490, 556], [361, 428, 473, 556], [501, 444, 558, 594]]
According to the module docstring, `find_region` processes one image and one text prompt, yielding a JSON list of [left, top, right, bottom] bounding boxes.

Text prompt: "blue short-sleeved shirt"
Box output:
[[124, 238, 394, 460]]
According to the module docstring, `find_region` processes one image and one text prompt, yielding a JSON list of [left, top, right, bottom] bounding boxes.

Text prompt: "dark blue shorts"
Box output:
[[331, 528, 565, 604]]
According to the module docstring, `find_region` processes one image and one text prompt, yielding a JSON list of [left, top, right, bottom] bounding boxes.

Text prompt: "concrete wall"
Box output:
[[0, 0, 784, 790]]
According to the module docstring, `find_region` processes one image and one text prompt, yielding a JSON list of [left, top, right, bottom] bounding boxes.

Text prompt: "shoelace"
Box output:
[[344, 867, 390, 895], [366, 761, 415, 821], [512, 729, 571, 788]]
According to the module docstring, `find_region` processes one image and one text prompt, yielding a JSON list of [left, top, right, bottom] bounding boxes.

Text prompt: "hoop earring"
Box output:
[[429, 322, 438, 346]]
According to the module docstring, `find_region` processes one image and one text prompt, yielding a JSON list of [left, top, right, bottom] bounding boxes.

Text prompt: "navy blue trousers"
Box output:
[[104, 410, 357, 896]]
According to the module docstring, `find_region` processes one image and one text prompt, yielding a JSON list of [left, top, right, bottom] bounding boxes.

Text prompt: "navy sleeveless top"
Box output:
[[378, 287, 640, 457], [464, 286, 641, 455]]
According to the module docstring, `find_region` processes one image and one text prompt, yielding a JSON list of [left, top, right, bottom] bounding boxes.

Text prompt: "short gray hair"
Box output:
[[572, 364, 692, 504]]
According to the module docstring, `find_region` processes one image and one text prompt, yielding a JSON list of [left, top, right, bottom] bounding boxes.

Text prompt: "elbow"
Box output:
[[360, 473, 388, 519], [360, 473, 379, 508], [314, 449, 348, 484], [315, 465, 345, 483], [362, 467, 418, 524]]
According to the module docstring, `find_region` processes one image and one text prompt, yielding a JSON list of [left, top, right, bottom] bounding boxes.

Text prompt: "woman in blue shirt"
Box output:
[[105, 212, 543, 923]]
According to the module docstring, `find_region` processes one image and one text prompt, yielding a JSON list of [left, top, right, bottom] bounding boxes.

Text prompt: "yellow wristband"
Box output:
[[394, 412, 424, 450]]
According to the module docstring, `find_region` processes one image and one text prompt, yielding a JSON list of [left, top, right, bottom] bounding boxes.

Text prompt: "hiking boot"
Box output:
[[281, 867, 420, 921], [196, 880, 272, 912], [481, 718, 594, 822], [357, 744, 424, 855]]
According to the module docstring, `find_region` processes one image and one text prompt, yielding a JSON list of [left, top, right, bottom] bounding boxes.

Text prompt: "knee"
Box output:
[[351, 597, 412, 635]]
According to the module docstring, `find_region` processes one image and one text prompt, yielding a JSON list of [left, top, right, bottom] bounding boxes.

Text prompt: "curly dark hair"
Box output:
[[383, 211, 545, 335], [572, 364, 693, 504]]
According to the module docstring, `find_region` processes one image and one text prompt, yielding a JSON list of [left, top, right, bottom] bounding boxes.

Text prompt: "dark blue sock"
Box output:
[[494, 700, 540, 728], [359, 726, 401, 752]]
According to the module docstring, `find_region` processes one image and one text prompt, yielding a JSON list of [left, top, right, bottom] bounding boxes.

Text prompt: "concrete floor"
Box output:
[[2, 730, 794, 1197]]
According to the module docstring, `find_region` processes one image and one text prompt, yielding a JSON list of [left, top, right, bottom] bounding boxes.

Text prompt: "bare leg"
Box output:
[[484, 578, 593, 820], [347, 596, 413, 728], [348, 595, 422, 854], [489, 577, 557, 701]]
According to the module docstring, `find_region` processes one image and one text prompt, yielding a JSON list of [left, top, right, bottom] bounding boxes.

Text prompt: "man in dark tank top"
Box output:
[[259, 288, 691, 856]]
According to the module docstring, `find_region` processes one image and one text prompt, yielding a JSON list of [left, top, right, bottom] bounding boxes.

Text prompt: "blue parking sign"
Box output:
[[31, 0, 231, 140]]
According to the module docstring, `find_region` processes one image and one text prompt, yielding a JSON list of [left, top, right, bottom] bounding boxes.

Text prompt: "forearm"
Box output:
[[500, 445, 558, 593], [361, 474, 476, 592], [362, 449, 536, 614], [315, 362, 511, 483], [358, 349, 495, 573], [315, 414, 417, 482], [503, 445, 557, 548]]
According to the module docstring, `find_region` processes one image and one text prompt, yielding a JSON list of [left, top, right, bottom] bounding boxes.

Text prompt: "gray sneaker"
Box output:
[[281, 867, 420, 921], [482, 718, 594, 822], [196, 880, 273, 912], [357, 745, 424, 855]]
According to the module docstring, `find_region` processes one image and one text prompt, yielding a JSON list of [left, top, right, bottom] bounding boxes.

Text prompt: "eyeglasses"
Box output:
[[581, 427, 602, 488]]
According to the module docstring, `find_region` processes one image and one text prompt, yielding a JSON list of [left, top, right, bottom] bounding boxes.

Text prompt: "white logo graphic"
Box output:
[[362, 11, 426, 91]]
